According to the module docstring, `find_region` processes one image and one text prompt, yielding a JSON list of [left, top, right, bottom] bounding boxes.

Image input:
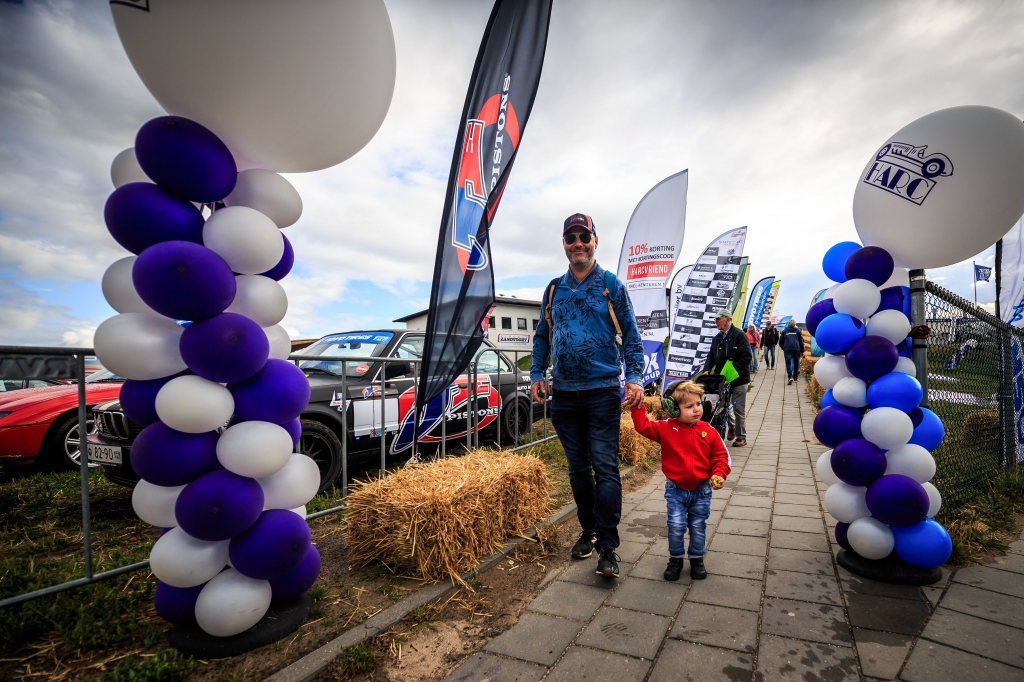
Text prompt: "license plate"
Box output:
[[88, 444, 122, 465]]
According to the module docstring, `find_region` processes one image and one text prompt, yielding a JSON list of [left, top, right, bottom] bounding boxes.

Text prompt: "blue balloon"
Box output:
[[269, 544, 321, 599], [866, 474, 929, 527], [260, 233, 294, 281], [135, 116, 237, 203], [104, 182, 204, 255], [180, 313, 270, 384], [867, 372, 923, 412], [834, 522, 852, 552], [812, 405, 863, 448], [823, 241, 862, 283], [119, 370, 191, 426], [845, 246, 894, 286], [878, 286, 911, 318], [133, 241, 237, 321], [230, 510, 312, 581], [132, 422, 220, 486], [229, 359, 311, 424], [831, 439, 887, 486], [820, 389, 839, 409], [845, 336, 898, 381], [154, 582, 204, 623], [806, 299, 837, 337], [815, 314, 865, 354], [281, 417, 301, 448], [892, 519, 953, 569], [908, 407, 945, 450], [175, 470, 265, 542]]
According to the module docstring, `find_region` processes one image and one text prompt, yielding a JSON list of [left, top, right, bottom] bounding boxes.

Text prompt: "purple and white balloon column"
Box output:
[[809, 242, 952, 572], [95, 117, 320, 637]]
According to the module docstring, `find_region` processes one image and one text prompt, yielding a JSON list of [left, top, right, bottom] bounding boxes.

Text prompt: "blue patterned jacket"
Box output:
[[530, 263, 644, 391]]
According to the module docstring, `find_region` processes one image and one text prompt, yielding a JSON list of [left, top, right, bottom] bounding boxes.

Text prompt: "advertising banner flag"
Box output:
[[1000, 217, 1024, 326], [664, 227, 747, 386], [741, 277, 775, 329], [778, 315, 793, 328], [975, 264, 992, 282], [417, 0, 552, 411], [810, 287, 829, 306], [762, 280, 781, 327], [617, 170, 689, 387], [668, 264, 694, 332]]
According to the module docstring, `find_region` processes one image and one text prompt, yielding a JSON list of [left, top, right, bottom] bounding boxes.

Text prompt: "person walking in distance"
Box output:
[[780, 319, 805, 385], [531, 213, 645, 578], [761, 321, 779, 370], [746, 324, 761, 375], [702, 311, 752, 447]]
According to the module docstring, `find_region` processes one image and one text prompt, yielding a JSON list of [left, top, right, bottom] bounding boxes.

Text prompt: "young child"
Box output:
[[631, 381, 731, 581]]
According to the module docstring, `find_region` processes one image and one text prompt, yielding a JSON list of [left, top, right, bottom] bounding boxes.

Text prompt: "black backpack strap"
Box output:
[[602, 270, 624, 345], [544, 276, 561, 358]]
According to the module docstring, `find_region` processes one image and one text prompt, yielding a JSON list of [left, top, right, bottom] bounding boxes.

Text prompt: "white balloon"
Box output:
[[110, 147, 151, 188], [824, 482, 870, 523], [880, 267, 910, 289], [895, 357, 917, 375], [132, 480, 184, 528], [885, 444, 936, 483], [866, 310, 911, 345], [258, 453, 320, 510], [861, 407, 914, 450], [847, 517, 895, 560], [217, 421, 293, 478], [110, 0, 396, 173], [816, 450, 840, 485], [290, 506, 307, 518], [814, 355, 854, 389], [155, 375, 235, 434], [101, 256, 153, 314], [225, 275, 287, 327], [195, 568, 272, 637], [922, 482, 942, 517], [224, 170, 303, 227], [94, 313, 186, 380], [853, 105, 1024, 269], [832, 279, 881, 319], [204, 206, 284, 275], [822, 283, 841, 300], [833, 377, 868, 408], [149, 527, 228, 588], [264, 324, 292, 360]]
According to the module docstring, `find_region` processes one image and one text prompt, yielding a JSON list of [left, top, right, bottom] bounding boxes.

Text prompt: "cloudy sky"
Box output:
[[1, 0, 1021, 346]]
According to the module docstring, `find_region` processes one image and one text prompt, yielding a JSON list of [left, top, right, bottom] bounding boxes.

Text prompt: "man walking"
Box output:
[[531, 213, 645, 578], [702, 311, 752, 447], [761, 321, 779, 369], [780, 319, 805, 385]]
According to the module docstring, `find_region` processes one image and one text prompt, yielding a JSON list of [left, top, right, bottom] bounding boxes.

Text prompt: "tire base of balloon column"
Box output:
[[168, 594, 312, 659], [836, 548, 942, 586]]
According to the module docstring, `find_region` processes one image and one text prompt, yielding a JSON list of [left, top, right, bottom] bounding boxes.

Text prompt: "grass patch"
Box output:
[[941, 469, 1024, 565], [330, 642, 382, 678], [97, 648, 193, 682]]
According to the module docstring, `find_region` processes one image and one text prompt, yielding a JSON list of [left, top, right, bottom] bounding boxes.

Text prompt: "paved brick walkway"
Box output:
[[446, 363, 1024, 681]]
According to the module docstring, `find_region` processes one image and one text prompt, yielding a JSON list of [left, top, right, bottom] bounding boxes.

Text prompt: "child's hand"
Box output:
[[710, 475, 725, 490]]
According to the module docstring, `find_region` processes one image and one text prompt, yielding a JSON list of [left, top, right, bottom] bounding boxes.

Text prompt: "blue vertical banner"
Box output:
[[742, 276, 775, 329]]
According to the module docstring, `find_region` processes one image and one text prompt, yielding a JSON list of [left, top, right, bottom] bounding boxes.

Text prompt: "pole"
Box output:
[[996, 239, 1003, 321], [973, 261, 978, 308], [341, 362, 348, 497], [910, 269, 929, 408], [77, 353, 93, 580]]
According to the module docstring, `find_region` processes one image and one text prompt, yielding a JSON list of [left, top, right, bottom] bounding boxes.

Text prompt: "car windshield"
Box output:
[[295, 332, 394, 377], [86, 369, 125, 383]]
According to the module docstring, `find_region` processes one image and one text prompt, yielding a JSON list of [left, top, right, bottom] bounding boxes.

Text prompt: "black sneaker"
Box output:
[[663, 557, 685, 581], [571, 531, 596, 559], [690, 557, 707, 580], [596, 548, 620, 578]]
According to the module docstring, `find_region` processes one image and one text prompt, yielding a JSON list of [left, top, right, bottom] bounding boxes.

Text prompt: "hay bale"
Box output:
[[644, 394, 668, 421], [800, 354, 819, 376], [344, 450, 549, 583], [619, 413, 655, 466]]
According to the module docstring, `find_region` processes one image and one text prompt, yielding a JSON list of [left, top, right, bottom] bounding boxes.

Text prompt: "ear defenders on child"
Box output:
[[662, 379, 684, 418]]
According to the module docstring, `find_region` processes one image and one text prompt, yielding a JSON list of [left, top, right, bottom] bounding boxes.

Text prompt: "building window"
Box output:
[[532, 319, 539, 330], [517, 318, 527, 330], [488, 316, 496, 329], [502, 317, 512, 329]]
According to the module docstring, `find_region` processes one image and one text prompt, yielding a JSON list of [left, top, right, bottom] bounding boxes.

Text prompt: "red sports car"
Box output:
[[0, 369, 124, 470]]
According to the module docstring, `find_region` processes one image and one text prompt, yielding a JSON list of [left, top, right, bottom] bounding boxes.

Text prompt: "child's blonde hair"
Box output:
[[671, 381, 704, 406]]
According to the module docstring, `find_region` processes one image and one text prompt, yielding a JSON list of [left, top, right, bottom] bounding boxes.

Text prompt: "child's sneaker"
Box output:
[[690, 557, 707, 580], [663, 557, 685, 581]]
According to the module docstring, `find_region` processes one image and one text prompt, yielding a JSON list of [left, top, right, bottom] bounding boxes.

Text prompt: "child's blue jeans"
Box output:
[[665, 479, 713, 559]]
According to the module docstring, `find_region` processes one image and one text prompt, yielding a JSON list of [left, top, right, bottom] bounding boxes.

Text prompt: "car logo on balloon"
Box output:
[[863, 142, 953, 206]]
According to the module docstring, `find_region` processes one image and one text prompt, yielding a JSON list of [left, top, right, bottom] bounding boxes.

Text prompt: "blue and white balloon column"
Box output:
[[811, 242, 953, 572]]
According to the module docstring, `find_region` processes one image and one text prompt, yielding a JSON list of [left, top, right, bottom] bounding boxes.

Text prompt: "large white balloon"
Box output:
[[922, 482, 942, 517], [853, 105, 1024, 269], [204, 206, 284, 275], [110, 147, 151, 188], [110, 0, 396, 173], [832, 377, 868, 408], [884, 444, 936, 483], [224, 170, 303, 227], [101, 256, 153, 314], [824, 482, 870, 523], [264, 324, 292, 360], [225, 275, 287, 327], [132, 480, 184, 528], [814, 355, 854, 389], [895, 357, 917, 375], [195, 568, 272, 637], [816, 450, 840, 485], [866, 310, 911, 345], [861, 407, 914, 450], [847, 517, 895, 560], [832, 279, 881, 319], [149, 527, 229, 588], [217, 421, 293, 479], [94, 313, 186, 380], [258, 453, 320, 510], [155, 375, 235, 434]]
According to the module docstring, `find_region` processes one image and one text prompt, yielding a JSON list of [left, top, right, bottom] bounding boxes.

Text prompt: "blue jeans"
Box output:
[[551, 386, 622, 549], [785, 349, 801, 379], [665, 479, 712, 558], [749, 352, 759, 373], [764, 345, 776, 368]]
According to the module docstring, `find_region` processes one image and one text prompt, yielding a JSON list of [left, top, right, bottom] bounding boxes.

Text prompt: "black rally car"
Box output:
[[89, 329, 541, 491]]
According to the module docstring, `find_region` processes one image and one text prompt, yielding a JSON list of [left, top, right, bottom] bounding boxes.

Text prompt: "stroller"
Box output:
[[695, 373, 731, 439]]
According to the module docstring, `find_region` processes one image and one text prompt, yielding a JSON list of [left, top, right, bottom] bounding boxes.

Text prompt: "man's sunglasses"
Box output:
[[563, 232, 593, 245]]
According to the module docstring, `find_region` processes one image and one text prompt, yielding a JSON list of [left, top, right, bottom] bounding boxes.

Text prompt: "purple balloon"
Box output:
[[104, 182, 204, 255], [812, 405, 863, 448], [831, 439, 887, 486], [175, 470, 264, 542], [866, 474, 930, 527], [806, 299, 837, 337], [844, 246, 895, 286], [281, 417, 301, 447], [269, 544, 321, 599], [119, 370, 191, 426], [230, 510, 312, 580], [834, 522, 852, 552], [180, 313, 270, 383], [132, 422, 220, 486], [154, 581, 204, 623], [260, 233, 294, 281], [229, 359, 311, 423], [133, 241, 237, 321], [135, 116, 237, 203], [877, 286, 911, 318], [845, 336, 898, 381]]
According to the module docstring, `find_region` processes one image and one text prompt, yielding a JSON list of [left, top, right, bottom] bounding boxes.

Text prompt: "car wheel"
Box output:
[[501, 397, 533, 445], [45, 413, 99, 471], [298, 420, 343, 494]]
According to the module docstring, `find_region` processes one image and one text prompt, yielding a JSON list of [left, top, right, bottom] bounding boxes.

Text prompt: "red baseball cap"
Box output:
[[563, 213, 596, 234]]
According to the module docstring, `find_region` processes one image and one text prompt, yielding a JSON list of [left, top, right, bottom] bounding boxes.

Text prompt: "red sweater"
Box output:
[[631, 406, 731, 490]]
